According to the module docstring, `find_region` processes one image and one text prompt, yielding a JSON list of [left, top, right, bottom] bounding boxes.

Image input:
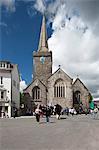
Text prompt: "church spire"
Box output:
[[38, 15, 48, 52]]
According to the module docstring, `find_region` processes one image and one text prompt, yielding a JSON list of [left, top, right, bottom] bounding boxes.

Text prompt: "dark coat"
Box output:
[[45, 107, 51, 117], [55, 104, 62, 115]]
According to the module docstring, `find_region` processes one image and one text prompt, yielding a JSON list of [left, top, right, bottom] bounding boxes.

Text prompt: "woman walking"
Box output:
[[35, 105, 42, 123]]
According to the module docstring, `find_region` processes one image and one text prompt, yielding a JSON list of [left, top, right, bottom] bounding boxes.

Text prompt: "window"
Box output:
[[3, 63, 5, 67], [32, 86, 40, 101], [1, 77, 3, 84], [54, 79, 65, 98], [7, 63, 9, 68], [0, 63, 2, 67], [1, 91, 4, 99]]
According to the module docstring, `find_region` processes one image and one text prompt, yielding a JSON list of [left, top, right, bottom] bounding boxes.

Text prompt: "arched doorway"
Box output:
[[73, 91, 81, 104], [73, 90, 81, 112]]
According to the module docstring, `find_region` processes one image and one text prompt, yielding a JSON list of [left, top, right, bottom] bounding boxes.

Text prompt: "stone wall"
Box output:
[[24, 79, 47, 105], [73, 79, 90, 108], [47, 68, 73, 108], [33, 51, 52, 86]]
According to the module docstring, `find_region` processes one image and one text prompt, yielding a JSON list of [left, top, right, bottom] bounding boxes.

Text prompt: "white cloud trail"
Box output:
[[0, 0, 16, 12]]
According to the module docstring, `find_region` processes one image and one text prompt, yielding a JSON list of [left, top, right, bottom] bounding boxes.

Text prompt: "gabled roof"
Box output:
[[73, 78, 89, 92], [48, 68, 73, 81], [23, 78, 47, 92]]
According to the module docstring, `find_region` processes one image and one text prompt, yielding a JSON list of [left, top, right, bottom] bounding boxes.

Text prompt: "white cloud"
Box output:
[[0, 0, 16, 12], [27, 5, 37, 18], [0, 22, 7, 27], [20, 80, 27, 93], [34, 0, 46, 14], [48, 7, 99, 98]]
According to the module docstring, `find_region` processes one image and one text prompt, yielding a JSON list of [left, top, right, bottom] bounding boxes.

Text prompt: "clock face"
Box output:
[[40, 56, 45, 64]]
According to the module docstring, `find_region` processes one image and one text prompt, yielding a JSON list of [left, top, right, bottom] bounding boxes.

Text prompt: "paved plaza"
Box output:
[[0, 115, 99, 150]]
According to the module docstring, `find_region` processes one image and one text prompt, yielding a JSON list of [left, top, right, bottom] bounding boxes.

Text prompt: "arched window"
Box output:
[[54, 79, 65, 98], [73, 90, 81, 104], [32, 86, 40, 101]]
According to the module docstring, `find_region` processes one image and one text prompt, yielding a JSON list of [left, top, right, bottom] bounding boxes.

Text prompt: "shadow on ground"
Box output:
[[39, 121, 56, 124]]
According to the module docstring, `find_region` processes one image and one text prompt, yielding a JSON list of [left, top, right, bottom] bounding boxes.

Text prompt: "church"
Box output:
[[24, 16, 90, 110]]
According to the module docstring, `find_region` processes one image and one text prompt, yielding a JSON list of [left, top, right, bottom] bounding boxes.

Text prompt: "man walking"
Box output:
[[45, 106, 51, 123]]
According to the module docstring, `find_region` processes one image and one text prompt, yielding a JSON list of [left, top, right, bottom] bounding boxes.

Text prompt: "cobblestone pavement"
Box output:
[[0, 114, 99, 150]]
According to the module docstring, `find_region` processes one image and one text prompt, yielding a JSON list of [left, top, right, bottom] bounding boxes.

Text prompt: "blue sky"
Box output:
[[1, 1, 52, 84], [0, 0, 99, 98]]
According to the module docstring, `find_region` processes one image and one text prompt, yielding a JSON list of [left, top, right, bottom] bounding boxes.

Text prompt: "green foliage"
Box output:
[[88, 94, 93, 103], [20, 92, 25, 105]]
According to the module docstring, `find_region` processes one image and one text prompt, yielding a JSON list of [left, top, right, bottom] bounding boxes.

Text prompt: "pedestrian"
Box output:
[[70, 108, 74, 116], [14, 109, 17, 118], [45, 106, 51, 123], [35, 105, 41, 123], [66, 107, 69, 116], [90, 109, 94, 118], [93, 106, 98, 119], [5, 111, 9, 118], [55, 104, 62, 120]]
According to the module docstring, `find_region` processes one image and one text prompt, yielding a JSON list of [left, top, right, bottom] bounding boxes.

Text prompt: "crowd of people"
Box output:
[[1, 103, 98, 120], [34, 104, 62, 123], [34, 103, 99, 123]]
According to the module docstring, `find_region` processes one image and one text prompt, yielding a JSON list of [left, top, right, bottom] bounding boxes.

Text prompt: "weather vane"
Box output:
[[58, 65, 61, 68], [77, 75, 79, 78]]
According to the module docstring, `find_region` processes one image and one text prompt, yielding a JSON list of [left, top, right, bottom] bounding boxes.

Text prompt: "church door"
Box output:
[[73, 91, 81, 112]]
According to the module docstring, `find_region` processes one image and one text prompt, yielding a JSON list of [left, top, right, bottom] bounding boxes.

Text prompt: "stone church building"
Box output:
[[24, 16, 90, 110]]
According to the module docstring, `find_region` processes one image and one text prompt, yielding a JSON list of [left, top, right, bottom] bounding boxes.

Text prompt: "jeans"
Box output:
[[46, 116, 49, 122]]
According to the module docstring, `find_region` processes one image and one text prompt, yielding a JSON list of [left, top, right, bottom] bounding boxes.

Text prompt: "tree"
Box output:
[[20, 92, 25, 106], [88, 93, 93, 103]]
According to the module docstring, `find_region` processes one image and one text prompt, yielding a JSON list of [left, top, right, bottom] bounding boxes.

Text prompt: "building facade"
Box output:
[[24, 16, 90, 111], [0, 61, 20, 118]]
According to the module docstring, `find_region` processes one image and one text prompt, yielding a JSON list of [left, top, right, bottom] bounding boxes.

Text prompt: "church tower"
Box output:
[[33, 16, 52, 85]]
